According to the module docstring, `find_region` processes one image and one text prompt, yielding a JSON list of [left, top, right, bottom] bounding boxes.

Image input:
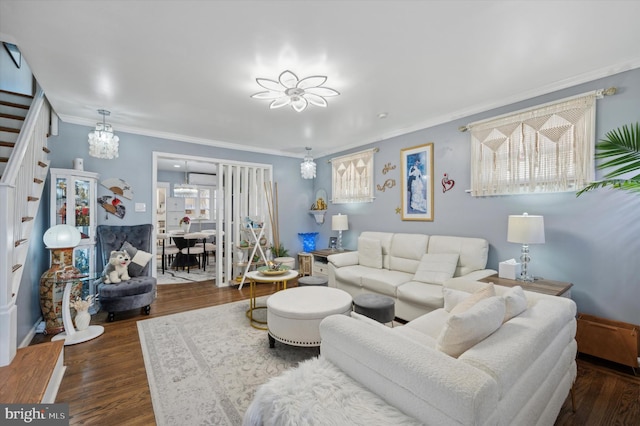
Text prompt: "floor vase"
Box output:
[[39, 247, 83, 334]]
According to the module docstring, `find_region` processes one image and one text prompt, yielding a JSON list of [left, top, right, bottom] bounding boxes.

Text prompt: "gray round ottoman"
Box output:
[[297, 276, 328, 287], [353, 293, 395, 324]]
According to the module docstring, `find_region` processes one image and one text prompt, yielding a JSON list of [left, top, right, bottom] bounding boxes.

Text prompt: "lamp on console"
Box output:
[[331, 214, 349, 251], [507, 212, 545, 282]]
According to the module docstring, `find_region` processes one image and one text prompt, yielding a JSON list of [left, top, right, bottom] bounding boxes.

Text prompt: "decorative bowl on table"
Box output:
[[258, 263, 291, 276]]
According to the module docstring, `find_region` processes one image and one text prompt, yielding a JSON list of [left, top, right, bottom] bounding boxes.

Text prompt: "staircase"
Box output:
[[0, 87, 51, 367]]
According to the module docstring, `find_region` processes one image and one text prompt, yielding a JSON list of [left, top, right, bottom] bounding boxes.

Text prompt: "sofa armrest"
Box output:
[[327, 251, 359, 268], [320, 315, 498, 425]]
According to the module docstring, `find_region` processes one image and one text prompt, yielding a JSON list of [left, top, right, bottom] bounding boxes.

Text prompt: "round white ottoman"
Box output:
[[267, 286, 352, 347]]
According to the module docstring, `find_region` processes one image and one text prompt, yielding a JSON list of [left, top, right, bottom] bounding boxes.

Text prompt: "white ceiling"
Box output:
[[2, 0, 640, 169]]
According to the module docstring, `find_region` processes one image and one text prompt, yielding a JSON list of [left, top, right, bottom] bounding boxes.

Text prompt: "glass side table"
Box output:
[[51, 275, 104, 346]]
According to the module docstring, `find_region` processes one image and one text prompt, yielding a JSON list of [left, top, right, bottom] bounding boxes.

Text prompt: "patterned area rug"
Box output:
[[156, 267, 216, 284], [137, 299, 319, 425]]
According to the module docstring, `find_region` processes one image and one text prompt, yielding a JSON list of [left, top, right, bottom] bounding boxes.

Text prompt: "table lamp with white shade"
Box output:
[[332, 214, 349, 251], [507, 212, 545, 282]]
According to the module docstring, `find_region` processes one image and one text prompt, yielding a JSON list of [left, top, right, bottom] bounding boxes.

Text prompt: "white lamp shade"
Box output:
[[332, 214, 349, 231], [43, 225, 82, 249], [507, 213, 545, 244]]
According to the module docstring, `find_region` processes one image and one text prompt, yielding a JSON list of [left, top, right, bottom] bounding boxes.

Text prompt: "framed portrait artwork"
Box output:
[[401, 143, 434, 221]]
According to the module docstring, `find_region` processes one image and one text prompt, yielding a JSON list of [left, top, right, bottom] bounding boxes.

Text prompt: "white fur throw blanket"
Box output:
[[243, 356, 421, 426]]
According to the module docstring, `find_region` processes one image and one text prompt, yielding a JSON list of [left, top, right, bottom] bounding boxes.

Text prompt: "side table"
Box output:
[[310, 249, 353, 278], [479, 274, 573, 297], [245, 270, 298, 330], [51, 275, 104, 345]]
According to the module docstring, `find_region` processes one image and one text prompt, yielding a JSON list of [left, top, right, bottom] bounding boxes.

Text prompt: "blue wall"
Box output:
[[312, 68, 640, 325], [17, 67, 640, 345]]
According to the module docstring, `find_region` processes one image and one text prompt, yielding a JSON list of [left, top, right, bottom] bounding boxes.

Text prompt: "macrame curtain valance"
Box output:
[[331, 148, 376, 203], [468, 92, 597, 196]]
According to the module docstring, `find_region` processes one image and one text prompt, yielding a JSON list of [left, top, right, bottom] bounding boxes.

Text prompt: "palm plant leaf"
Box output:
[[577, 123, 640, 196]]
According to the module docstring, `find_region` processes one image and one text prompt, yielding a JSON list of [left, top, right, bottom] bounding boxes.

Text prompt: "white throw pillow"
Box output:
[[442, 287, 470, 312], [502, 286, 527, 322], [358, 237, 383, 269], [436, 296, 506, 358], [120, 241, 153, 277], [412, 253, 459, 285], [450, 283, 495, 315]]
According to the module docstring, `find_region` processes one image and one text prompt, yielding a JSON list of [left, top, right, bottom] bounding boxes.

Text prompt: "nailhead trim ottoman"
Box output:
[[353, 293, 395, 324], [267, 286, 352, 347]]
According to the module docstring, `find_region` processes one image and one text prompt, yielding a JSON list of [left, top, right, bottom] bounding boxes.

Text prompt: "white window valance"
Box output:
[[331, 148, 376, 203], [469, 91, 597, 196]]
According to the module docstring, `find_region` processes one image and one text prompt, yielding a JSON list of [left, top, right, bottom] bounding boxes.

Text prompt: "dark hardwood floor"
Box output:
[[30, 280, 639, 425]]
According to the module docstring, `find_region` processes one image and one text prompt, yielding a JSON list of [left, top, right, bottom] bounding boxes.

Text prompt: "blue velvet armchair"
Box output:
[[96, 224, 157, 321]]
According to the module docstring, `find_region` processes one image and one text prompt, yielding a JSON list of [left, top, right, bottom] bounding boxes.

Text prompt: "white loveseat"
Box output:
[[244, 279, 578, 426], [328, 232, 496, 320]]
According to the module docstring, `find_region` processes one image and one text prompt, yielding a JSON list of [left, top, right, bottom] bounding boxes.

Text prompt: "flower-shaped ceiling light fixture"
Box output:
[[251, 70, 340, 112]]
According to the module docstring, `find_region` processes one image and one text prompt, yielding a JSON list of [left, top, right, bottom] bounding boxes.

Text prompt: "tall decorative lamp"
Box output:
[[332, 214, 349, 251], [40, 224, 83, 334], [507, 212, 545, 282]]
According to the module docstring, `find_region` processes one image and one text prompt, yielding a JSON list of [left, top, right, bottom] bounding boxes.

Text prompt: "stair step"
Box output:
[[0, 103, 29, 118], [22, 217, 33, 222], [0, 341, 64, 404], [0, 157, 8, 163], [0, 141, 16, 148], [42, 146, 51, 154], [0, 126, 19, 134], [34, 178, 43, 184], [0, 90, 33, 108], [37, 160, 47, 168], [27, 196, 39, 202], [15, 238, 27, 247], [12, 264, 22, 273], [0, 112, 26, 121]]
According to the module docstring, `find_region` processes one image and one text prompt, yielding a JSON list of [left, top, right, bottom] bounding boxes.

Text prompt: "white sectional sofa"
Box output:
[[244, 279, 578, 426], [328, 231, 497, 320]]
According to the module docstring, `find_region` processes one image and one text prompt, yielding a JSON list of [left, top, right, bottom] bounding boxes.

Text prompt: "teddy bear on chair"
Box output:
[[103, 250, 131, 284]]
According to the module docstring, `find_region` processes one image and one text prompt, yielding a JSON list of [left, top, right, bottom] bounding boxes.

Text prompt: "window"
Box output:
[[174, 185, 217, 221], [468, 92, 597, 196], [331, 148, 376, 203]]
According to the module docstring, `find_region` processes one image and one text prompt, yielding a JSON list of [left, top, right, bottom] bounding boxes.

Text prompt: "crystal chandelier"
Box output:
[[174, 161, 198, 197], [251, 70, 339, 112], [300, 147, 317, 179], [88, 109, 119, 159]]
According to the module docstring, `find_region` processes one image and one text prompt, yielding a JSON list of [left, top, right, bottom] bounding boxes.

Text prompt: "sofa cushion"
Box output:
[[358, 237, 383, 269], [436, 296, 505, 358], [389, 233, 429, 274], [442, 287, 470, 312], [361, 270, 413, 297], [413, 253, 459, 285], [396, 281, 444, 309], [502, 285, 527, 322], [403, 308, 450, 341], [333, 265, 373, 288], [450, 283, 495, 315], [359, 232, 394, 269], [427, 235, 489, 276]]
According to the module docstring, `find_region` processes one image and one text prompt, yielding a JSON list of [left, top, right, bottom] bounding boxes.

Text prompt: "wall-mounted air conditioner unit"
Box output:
[[188, 173, 216, 186]]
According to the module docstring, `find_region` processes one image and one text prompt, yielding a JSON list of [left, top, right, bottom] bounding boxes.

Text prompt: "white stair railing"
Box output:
[[0, 86, 51, 366]]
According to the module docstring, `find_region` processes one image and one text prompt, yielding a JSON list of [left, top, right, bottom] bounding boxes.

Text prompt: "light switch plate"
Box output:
[[135, 203, 146, 212]]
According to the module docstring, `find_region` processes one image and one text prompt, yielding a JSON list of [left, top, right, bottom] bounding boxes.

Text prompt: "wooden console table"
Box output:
[[479, 274, 573, 297]]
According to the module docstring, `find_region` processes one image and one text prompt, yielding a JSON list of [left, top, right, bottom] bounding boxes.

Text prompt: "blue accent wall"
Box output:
[[18, 67, 640, 346], [312, 68, 640, 325]]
